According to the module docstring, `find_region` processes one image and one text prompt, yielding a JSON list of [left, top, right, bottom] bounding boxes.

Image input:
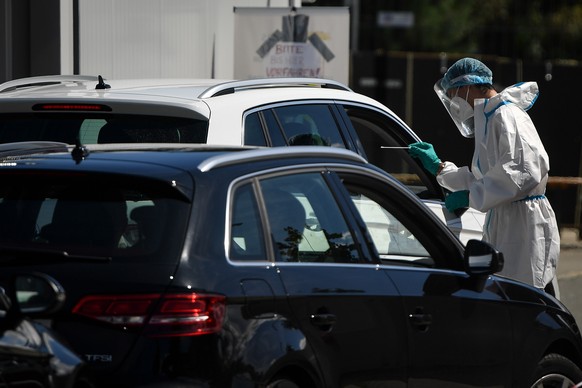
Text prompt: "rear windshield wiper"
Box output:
[[0, 244, 112, 264]]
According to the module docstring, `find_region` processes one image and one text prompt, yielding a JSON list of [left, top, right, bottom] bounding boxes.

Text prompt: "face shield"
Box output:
[[434, 79, 475, 138]]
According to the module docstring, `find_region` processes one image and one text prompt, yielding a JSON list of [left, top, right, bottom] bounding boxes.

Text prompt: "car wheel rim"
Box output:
[[531, 373, 577, 388]]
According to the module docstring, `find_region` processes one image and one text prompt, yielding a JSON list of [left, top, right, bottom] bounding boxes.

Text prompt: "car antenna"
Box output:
[[71, 138, 90, 164], [95, 75, 110, 90]]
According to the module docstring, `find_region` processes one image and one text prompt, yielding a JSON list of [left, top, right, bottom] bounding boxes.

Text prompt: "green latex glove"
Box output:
[[408, 142, 441, 176], [445, 190, 470, 212]]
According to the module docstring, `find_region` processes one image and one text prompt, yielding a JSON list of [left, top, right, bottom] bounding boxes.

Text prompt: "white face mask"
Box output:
[[434, 81, 475, 138], [450, 88, 475, 138]]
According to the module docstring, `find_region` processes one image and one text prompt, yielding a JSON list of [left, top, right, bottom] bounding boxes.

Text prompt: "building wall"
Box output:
[[0, 0, 60, 82]]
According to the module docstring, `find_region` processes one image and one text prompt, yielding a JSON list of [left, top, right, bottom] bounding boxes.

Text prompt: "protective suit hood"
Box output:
[[487, 82, 539, 113]]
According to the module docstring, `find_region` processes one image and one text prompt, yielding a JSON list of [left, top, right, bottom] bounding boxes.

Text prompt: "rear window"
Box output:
[[0, 173, 191, 263], [0, 114, 208, 144]]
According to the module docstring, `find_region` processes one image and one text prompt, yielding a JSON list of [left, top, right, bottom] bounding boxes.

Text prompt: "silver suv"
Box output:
[[0, 75, 484, 242]]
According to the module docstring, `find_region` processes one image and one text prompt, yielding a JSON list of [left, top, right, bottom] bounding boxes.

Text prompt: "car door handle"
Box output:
[[310, 313, 337, 328], [409, 308, 432, 331]]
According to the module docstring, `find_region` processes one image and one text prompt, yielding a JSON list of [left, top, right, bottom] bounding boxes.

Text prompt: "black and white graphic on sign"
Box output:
[[256, 14, 335, 62]]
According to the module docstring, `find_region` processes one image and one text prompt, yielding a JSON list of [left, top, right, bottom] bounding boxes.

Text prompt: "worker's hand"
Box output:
[[445, 190, 470, 213], [408, 142, 441, 176]]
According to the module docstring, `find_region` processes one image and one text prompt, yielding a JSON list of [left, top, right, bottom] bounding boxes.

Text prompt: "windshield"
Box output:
[[0, 114, 208, 144], [0, 173, 191, 262]]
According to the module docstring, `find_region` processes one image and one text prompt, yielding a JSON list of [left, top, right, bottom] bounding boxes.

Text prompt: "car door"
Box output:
[[336, 103, 486, 244], [333, 169, 513, 387], [254, 170, 408, 387]]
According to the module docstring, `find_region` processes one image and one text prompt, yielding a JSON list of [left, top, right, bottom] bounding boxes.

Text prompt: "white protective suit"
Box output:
[[437, 82, 560, 295]]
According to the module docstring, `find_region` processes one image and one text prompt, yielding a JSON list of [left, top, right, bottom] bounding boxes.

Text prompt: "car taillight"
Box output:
[[32, 103, 112, 111], [72, 293, 226, 337]]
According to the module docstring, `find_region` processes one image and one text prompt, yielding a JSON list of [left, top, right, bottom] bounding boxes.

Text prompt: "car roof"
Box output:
[[0, 142, 368, 172], [0, 142, 372, 202], [0, 75, 351, 99], [0, 75, 393, 114]]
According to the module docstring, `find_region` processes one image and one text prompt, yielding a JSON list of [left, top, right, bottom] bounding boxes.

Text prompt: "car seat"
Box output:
[[285, 122, 328, 146], [40, 188, 127, 251], [130, 205, 163, 251], [262, 189, 306, 262]]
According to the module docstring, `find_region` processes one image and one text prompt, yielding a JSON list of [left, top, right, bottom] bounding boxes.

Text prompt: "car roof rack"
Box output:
[[0, 141, 69, 158], [197, 77, 352, 98], [198, 146, 366, 172], [0, 75, 101, 93]]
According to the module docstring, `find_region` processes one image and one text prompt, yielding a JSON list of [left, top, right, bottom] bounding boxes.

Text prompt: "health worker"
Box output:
[[409, 57, 560, 297]]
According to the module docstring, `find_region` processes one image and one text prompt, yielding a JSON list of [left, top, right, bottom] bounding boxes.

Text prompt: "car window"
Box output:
[[230, 183, 267, 261], [230, 171, 367, 264], [243, 114, 267, 146], [0, 173, 190, 262], [349, 192, 430, 263], [244, 110, 286, 147], [0, 114, 208, 144], [245, 104, 348, 148], [338, 173, 464, 270], [341, 105, 444, 200], [79, 119, 107, 143], [260, 172, 363, 263], [272, 105, 345, 148]]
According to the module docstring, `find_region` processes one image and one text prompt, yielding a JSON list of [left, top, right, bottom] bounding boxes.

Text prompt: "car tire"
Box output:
[[529, 353, 582, 387]]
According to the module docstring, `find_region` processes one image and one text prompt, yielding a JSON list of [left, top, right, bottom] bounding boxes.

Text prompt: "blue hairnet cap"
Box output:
[[441, 58, 493, 90]]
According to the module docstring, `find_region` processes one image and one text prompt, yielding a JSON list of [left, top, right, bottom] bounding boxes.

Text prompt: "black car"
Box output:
[[0, 141, 580, 387], [0, 272, 88, 387]]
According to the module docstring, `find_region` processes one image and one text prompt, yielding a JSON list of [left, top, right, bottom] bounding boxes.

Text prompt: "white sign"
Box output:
[[234, 7, 349, 84]]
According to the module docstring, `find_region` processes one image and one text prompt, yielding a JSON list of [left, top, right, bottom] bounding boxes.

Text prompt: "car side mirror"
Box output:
[[464, 239, 504, 276], [15, 273, 66, 315]]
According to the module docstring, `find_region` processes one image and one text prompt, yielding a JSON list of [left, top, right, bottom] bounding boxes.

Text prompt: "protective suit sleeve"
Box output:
[[439, 105, 549, 212], [437, 162, 476, 190]]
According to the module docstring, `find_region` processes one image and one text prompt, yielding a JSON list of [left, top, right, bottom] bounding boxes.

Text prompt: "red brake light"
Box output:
[[72, 293, 226, 337], [32, 103, 112, 111]]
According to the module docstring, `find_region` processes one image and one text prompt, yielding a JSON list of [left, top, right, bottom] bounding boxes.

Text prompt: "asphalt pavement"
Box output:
[[557, 228, 582, 324]]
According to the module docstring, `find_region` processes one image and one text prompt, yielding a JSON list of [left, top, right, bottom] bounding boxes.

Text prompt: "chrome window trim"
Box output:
[[223, 161, 461, 267]]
